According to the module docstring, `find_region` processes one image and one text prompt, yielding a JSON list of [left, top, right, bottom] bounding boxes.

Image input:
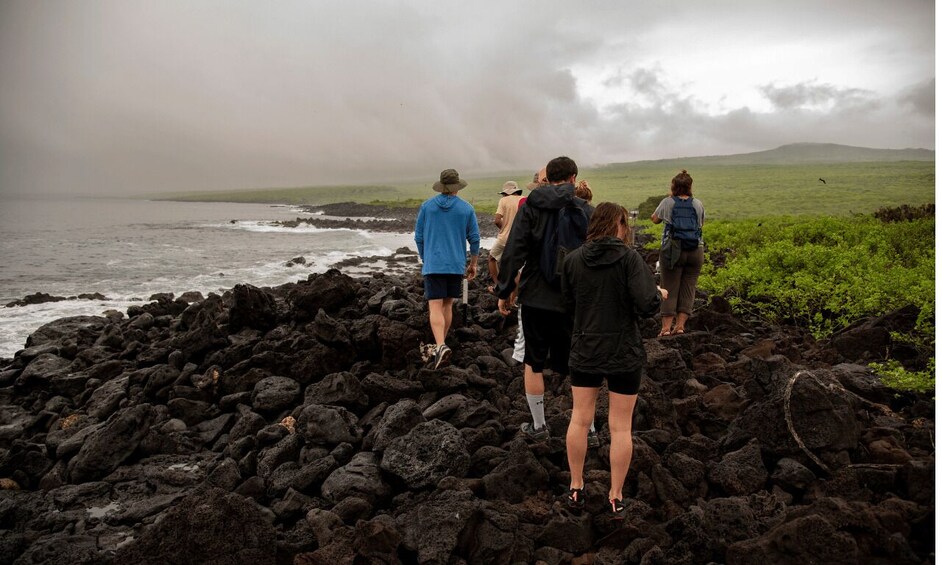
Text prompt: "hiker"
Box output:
[[487, 181, 526, 293], [574, 179, 593, 203], [651, 169, 705, 336], [509, 169, 547, 365], [414, 168, 480, 368], [495, 156, 594, 441], [560, 202, 666, 520]]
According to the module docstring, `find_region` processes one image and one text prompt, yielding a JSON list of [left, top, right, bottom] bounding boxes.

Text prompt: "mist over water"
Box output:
[[0, 197, 415, 357]]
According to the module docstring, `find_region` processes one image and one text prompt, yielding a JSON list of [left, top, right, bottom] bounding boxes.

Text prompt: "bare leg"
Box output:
[[673, 312, 689, 333], [567, 386, 600, 490], [488, 256, 499, 287], [442, 297, 454, 339], [608, 392, 639, 501], [524, 363, 544, 395], [660, 315, 674, 336], [428, 298, 455, 346]]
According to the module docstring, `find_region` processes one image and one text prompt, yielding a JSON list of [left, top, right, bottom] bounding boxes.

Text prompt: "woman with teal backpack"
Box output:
[[651, 169, 705, 336]]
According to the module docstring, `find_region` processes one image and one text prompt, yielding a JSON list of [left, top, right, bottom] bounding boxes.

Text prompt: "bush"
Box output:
[[694, 215, 934, 340], [654, 213, 937, 389], [870, 358, 935, 393]]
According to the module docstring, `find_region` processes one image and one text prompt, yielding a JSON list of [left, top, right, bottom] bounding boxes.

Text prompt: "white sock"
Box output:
[[526, 393, 545, 429]]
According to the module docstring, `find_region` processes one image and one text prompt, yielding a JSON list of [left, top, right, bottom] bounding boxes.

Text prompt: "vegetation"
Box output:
[[151, 160, 934, 221], [870, 358, 935, 394], [644, 208, 934, 393]]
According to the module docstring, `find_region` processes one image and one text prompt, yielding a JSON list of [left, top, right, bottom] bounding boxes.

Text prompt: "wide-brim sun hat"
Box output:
[[498, 181, 521, 195], [432, 168, 468, 192]]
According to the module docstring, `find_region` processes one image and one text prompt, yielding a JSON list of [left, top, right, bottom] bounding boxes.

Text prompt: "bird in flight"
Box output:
[[819, 178, 827, 184]]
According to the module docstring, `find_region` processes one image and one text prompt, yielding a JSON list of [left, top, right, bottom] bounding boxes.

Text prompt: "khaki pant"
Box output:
[[660, 246, 704, 316]]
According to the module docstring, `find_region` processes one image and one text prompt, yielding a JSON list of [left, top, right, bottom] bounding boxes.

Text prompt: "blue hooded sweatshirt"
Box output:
[[414, 194, 480, 275]]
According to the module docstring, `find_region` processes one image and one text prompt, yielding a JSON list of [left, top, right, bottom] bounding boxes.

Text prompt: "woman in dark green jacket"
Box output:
[[560, 202, 666, 520]]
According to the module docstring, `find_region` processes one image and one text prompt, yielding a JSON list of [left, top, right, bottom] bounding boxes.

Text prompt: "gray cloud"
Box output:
[[898, 78, 935, 116], [0, 1, 933, 197], [759, 82, 875, 111]]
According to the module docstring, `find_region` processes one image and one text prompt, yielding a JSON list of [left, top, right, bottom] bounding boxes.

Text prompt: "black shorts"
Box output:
[[571, 367, 642, 395], [424, 274, 463, 300], [521, 305, 571, 375]]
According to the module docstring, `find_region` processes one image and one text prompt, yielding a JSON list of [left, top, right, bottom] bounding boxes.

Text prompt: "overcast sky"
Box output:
[[0, 0, 934, 197]]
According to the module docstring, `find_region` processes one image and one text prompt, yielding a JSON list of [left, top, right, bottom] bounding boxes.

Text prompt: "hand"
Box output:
[[658, 286, 668, 300], [465, 263, 477, 280], [498, 295, 516, 316]]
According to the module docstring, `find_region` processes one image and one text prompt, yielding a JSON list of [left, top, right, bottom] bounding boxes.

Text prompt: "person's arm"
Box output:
[[561, 255, 576, 317], [495, 206, 530, 299], [625, 251, 663, 318], [494, 213, 504, 229], [651, 197, 669, 224], [466, 208, 480, 280], [414, 205, 426, 260], [466, 254, 478, 280]]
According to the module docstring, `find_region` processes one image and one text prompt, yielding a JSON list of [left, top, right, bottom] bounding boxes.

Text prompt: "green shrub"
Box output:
[[694, 214, 934, 340], [646, 211, 935, 392], [869, 358, 935, 393]]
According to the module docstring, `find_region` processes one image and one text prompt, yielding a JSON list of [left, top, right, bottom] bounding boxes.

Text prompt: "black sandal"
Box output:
[[566, 487, 586, 509], [609, 498, 627, 520]]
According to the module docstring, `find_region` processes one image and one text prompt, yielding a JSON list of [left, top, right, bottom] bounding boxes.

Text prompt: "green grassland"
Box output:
[[153, 160, 933, 220]]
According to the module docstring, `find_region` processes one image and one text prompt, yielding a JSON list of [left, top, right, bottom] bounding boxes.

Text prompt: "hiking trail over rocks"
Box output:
[[0, 204, 933, 564]]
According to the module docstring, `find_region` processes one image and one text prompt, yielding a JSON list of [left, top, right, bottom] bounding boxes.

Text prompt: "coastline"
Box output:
[[0, 235, 933, 562]]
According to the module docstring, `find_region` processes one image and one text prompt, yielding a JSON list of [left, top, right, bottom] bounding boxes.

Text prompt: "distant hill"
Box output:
[[602, 143, 934, 168]]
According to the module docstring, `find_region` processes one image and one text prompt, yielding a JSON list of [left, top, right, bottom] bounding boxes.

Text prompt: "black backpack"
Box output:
[[668, 197, 701, 250], [539, 201, 589, 287]]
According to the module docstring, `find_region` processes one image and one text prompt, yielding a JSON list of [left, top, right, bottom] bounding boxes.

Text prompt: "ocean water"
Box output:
[[0, 197, 421, 358]]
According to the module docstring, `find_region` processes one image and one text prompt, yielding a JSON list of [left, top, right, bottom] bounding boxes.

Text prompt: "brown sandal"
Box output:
[[657, 330, 671, 337]]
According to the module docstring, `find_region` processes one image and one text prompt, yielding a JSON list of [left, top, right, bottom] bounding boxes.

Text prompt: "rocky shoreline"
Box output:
[[276, 202, 500, 239], [0, 205, 934, 564]]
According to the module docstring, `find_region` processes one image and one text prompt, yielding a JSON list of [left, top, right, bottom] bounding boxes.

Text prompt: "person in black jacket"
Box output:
[[496, 156, 594, 441], [560, 202, 666, 520]]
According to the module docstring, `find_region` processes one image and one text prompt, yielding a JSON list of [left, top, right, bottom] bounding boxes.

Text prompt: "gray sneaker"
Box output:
[[520, 422, 549, 441], [587, 430, 600, 449], [433, 344, 452, 369]]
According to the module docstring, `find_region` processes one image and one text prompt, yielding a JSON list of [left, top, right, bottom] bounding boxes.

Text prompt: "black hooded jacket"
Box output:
[[561, 236, 662, 375], [495, 183, 594, 313]]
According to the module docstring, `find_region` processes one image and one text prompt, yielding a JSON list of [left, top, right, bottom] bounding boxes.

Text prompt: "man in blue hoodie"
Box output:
[[496, 156, 594, 440], [414, 168, 481, 369]]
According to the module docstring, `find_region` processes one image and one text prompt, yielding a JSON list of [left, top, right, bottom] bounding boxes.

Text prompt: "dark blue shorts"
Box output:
[[424, 274, 463, 300], [571, 367, 642, 395]]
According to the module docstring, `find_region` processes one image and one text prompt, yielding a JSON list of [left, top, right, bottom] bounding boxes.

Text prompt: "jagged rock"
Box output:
[[708, 439, 768, 496], [322, 452, 391, 505], [297, 403, 362, 446], [771, 457, 817, 491], [352, 514, 402, 563], [365, 399, 426, 452], [482, 440, 549, 503], [304, 371, 368, 413], [6, 292, 68, 308], [15, 353, 71, 388], [69, 404, 155, 483], [0, 246, 933, 565], [396, 490, 483, 564], [229, 283, 277, 333], [380, 419, 470, 489], [114, 487, 277, 564], [251, 375, 301, 414], [288, 269, 357, 320]]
